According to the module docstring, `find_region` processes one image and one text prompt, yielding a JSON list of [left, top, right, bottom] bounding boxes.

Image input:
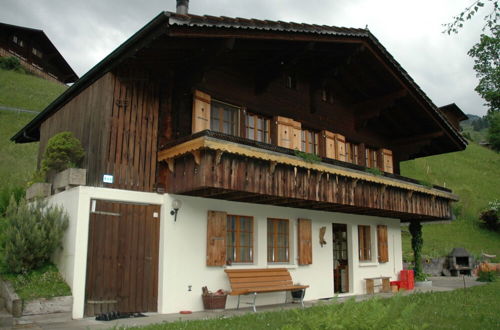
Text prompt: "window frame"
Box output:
[[358, 225, 372, 262], [301, 129, 319, 154], [267, 218, 290, 263], [245, 111, 271, 143], [210, 99, 240, 136], [226, 214, 254, 264]]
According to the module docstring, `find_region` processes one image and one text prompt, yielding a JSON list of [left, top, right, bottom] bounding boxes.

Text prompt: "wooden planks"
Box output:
[[38, 67, 160, 192], [162, 149, 454, 220], [84, 200, 160, 316], [105, 68, 160, 191]]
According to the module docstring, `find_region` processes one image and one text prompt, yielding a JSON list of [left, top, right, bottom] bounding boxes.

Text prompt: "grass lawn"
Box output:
[[1, 264, 71, 301], [123, 280, 500, 329], [0, 68, 66, 111]]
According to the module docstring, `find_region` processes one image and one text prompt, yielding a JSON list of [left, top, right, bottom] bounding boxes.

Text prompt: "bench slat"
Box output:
[[225, 268, 289, 273], [226, 271, 291, 278], [230, 285, 309, 295], [229, 275, 292, 283], [231, 280, 293, 289]]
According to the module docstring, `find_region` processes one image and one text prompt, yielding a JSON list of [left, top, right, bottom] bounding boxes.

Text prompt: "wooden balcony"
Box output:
[[158, 131, 457, 221]]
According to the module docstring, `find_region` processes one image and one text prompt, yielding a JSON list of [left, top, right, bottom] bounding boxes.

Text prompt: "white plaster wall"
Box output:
[[160, 194, 403, 314], [49, 187, 403, 318]]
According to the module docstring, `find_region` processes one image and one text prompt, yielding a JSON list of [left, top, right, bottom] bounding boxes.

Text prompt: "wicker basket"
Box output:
[[202, 294, 227, 310]]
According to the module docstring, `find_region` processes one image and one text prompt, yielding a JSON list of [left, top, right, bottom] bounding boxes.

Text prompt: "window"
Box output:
[[358, 225, 371, 261], [32, 47, 43, 58], [226, 215, 253, 263], [210, 100, 239, 135], [301, 129, 319, 154], [346, 142, 359, 165], [12, 35, 24, 47], [285, 73, 297, 89], [365, 148, 378, 169], [245, 112, 270, 143], [267, 218, 289, 262]]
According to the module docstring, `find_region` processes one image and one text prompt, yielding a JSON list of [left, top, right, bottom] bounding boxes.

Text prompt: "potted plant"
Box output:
[[42, 132, 86, 192]]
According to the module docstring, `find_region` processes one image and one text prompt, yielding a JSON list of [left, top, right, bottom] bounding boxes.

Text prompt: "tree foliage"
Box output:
[[443, 0, 499, 34], [468, 26, 500, 116], [41, 132, 85, 177], [2, 197, 69, 274], [488, 111, 500, 150]]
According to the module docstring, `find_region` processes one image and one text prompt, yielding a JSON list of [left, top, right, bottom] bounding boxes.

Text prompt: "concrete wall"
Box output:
[[49, 187, 402, 319]]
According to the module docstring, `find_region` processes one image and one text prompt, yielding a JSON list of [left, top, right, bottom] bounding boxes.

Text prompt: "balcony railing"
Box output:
[[158, 130, 457, 221]]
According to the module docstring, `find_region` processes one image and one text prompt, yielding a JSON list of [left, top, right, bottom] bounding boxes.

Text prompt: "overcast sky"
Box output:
[[0, 0, 490, 116]]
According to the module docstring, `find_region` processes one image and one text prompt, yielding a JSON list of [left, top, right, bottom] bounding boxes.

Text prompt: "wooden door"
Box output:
[[85, 200, 161, 316], [333, 223, 349, 293]]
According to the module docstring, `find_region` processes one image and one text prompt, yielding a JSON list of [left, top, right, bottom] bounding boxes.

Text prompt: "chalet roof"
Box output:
[[12, 11, 467, 151], [439, 103, 469, 122], [0, 22, 78, 83]]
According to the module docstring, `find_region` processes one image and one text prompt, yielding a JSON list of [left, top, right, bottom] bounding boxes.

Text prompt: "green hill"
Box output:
[[400, 143, 500, 262], [0, 68, 66, 187]]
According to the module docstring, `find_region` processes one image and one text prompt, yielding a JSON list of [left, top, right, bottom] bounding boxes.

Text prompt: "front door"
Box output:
[[84, 200, 161, 316], [333, 223, 349, 293]]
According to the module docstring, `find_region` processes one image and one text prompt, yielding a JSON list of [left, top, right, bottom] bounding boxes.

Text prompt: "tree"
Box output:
[[444, 1, 499, 117], [468, 26, 500, 116], [488, 111, 500, 150]]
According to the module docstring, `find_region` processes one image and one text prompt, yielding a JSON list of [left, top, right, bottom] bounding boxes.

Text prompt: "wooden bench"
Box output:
[[225, 268, 309, 312], [364, 276, 391, 294]]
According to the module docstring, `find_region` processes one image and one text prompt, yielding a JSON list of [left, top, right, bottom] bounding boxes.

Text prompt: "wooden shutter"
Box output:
[[377, 225, 389, 263], [272, 116, 301, 150], [298, 218, 312, 265], [335, 134, 346, 162], [319, 130, 336, 159], [192, 90, 211, 133], [206, 210, 227, 266], [379, 149, 393, 174]]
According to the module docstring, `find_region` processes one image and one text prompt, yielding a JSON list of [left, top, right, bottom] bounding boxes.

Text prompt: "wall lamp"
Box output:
[[170, 199, 182, 222]]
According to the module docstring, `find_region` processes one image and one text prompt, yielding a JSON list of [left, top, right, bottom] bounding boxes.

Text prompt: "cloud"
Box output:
[[0, 0, 489, 115]]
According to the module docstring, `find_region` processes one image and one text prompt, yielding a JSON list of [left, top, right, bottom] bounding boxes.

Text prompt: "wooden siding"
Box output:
[[162, 148, 453, 221], [38, 68, 160, 192], [39, 72, 114, 186], [106, 68, 160, 191]]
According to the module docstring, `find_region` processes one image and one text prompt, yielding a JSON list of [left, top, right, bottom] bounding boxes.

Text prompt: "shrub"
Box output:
[[2, 197, 69, 274], [294, 150, 322, 164], [0, 185, 25, 217], [479, 199, 500, 231], [0, 56, 22, 71], [41, 132, 84, 178], [365, 167, 383, 176], [477, 269, 497, 282]]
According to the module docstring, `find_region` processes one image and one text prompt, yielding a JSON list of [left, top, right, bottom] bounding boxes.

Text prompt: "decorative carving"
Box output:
[[167, 159, 175, 172], [215, 150, 224, 165], [191, 150, 201, 165], [270, 161, 277, 174], [319, 226, 327, 247]]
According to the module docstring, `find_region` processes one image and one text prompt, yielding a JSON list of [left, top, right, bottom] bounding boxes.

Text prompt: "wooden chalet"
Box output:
[[14, 11, 466, 222], [13, 5, 467, 318], [0, 22, 78, 84]]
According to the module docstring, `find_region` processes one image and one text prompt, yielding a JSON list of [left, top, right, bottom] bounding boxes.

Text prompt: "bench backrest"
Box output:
[[225, 268, 294, 291]]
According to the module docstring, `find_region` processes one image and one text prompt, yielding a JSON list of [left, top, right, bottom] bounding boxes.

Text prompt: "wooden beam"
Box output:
[[354, 89, 407, 122], [391, 131, 444, 146]]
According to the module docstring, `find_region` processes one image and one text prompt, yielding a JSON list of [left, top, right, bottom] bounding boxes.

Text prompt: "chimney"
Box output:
[[176, 0, 189, 15]]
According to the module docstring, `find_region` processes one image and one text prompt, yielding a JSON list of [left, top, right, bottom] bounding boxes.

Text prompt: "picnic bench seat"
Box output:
[[225, 268, 309, 312]]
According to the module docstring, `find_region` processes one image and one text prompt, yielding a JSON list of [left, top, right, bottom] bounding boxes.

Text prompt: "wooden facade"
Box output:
[[14, 11, 467, 222], [158, 134, 455, 221]]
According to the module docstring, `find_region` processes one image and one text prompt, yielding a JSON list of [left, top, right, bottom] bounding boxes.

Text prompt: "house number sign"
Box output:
[[103, 174, 114, 184]]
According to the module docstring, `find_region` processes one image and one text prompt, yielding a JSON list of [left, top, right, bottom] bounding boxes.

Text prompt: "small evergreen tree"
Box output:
[[2, 197, 69, 273], [41, 132, 84, 178]]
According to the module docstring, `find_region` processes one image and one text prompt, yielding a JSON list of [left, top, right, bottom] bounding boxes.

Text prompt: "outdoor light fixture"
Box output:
[[170, 199, 182, 222]]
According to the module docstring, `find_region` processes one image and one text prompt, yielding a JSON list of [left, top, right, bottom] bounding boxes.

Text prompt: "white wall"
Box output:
[[160, 194, 403, 313], [50, 187, 402, 318]]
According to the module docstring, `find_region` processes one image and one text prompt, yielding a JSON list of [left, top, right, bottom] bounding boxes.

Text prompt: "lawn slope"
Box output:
[[0, 68, 66, 111], [0, 68, 66, 187], [400, 143, 500, 261]]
